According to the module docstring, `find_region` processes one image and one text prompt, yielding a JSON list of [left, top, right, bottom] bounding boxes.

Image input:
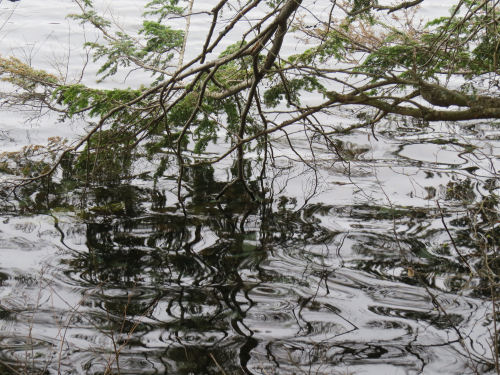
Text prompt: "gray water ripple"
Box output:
[[0, 1, 498, 374]]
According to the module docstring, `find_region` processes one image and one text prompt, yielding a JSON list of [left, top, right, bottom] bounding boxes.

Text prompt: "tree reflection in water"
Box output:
[[0, 160, 497, 374], [67, 165, 322, 374]]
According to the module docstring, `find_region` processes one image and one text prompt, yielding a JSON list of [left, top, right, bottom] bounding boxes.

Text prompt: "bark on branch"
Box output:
[[326, 90, 500, 121]]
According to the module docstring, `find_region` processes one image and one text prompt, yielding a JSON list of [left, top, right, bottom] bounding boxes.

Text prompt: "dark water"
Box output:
[[0, 0, 499, 373], [0, 119, 498, 375]]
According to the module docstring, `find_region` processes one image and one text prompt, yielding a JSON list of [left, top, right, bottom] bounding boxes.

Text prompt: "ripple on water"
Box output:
[[0, 201, 493, 375], [0, 0, 498, 374], [397, 143, 468, 166]]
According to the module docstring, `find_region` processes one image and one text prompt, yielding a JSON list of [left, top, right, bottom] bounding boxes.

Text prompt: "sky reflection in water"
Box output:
[[0, 0, 498, 374]]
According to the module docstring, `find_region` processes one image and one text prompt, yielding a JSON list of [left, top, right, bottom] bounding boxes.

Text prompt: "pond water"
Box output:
[[0, 1, 499, 375]]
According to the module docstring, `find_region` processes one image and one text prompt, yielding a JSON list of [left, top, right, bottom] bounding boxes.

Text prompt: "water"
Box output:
[[0, 1, 499, 374]]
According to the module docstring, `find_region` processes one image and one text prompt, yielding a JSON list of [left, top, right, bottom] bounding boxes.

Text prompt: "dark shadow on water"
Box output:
[[0, 162, 497, 374]]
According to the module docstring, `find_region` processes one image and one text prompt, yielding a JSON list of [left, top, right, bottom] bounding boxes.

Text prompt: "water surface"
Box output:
[[0, 1, 499, 375]]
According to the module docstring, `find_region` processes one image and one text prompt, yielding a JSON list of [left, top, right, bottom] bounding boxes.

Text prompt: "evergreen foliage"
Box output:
[[0, 0, 499, 193]]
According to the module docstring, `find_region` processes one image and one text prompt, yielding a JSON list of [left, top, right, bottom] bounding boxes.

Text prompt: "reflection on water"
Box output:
[[0, 0, 498, 373], [0, 123, 498, 374]]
